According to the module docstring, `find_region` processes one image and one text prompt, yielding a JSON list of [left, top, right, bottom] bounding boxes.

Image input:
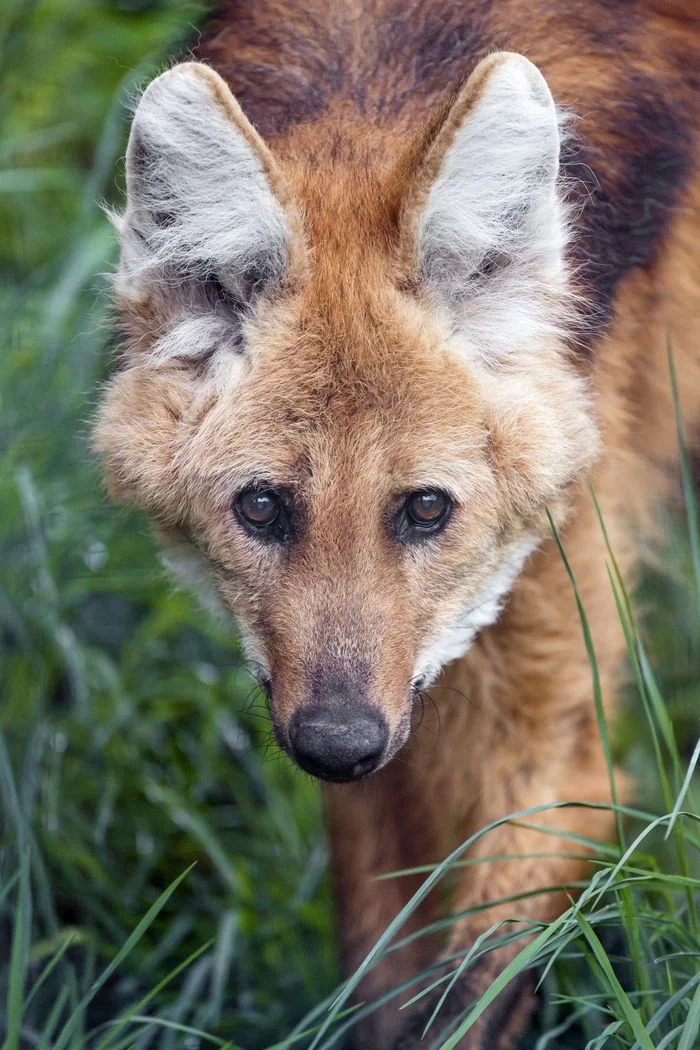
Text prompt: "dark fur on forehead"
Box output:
[[563, 74, 694, 340]]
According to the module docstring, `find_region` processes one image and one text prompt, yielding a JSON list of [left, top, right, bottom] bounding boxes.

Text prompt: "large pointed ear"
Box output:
[[114, 62, 305, 362], [400, 52, 569, 362]]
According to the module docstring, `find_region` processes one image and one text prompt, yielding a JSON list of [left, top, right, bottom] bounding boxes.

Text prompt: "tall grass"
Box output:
[[1, 1, 699, 1048]]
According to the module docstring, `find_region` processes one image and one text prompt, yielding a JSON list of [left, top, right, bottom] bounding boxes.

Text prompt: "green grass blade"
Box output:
[[546, 509, 623, 846], [1, 851, 32, 1050], [656, 1026, 687, 1050], [584, 1020, 625, 1050], [665, 734, 700, 840], [629, 972, 700, 1048], [0, 871, 20, 910], [23, 931, 77, 1011], [92, 939, 214, 1050], [52, 865, 195, 1050], [38, 985, 71, 1050], [422, 920, 509, 1036], [436, 913, 571, 1049], [678, 978, 700, 1050], [112, 1016, 244, 1048], [571, 910, 654, 1050]]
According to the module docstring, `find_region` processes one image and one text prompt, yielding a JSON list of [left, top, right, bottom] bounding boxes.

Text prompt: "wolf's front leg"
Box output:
[[324, 726, 611, 1049], [323, 756, 450, 1048], [390, 755, 617, 1049], [326, 734, 612, 1050]]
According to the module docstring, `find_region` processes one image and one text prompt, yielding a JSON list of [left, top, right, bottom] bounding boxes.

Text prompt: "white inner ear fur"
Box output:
[[417, 52, 571, 363], [115, 63, 294, 361]]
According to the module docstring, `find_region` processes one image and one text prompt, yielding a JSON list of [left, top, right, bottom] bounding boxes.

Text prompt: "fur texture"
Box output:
[[116, 63, 302, 362], [408, 53, 571, 364], [94, 2, 700, 1046], [412, 532, 539, 685]]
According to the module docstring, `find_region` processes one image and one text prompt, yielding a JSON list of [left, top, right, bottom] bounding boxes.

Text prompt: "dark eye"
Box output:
[[406, 491, 451, 527], [396, 490, 452, 542], [235, 487, 285, 535]]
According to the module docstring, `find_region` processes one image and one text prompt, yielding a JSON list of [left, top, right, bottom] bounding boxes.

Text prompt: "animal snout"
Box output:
[[289, 705, 388, 782]]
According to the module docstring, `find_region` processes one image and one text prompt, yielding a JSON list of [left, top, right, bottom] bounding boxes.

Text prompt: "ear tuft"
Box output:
[[403, 52, 571, 363], [116, 62, 303, 362]]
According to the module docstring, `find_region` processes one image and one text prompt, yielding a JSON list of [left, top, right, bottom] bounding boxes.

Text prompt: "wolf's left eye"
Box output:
[[406, 491, 451, 527], [235, 487, 289, 540], [396, 490, 452, 542]]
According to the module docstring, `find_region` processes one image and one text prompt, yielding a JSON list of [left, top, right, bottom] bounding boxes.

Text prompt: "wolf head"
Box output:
[[95, 55, 597, 782]]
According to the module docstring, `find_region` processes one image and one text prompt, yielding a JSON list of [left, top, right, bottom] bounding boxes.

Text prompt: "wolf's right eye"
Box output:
[[235, 487, 287, 539], [394, 489, 453, 544]]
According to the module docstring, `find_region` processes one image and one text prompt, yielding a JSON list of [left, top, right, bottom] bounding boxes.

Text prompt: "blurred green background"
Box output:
[[1, 1, 699, 1048]]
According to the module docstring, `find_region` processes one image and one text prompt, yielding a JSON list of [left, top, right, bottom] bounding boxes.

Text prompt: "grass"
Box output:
[[1, 1, 699, 1047]]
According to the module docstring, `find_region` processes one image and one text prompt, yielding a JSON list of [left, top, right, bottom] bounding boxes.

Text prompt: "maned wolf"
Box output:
[[94, 0, 700, 1045]]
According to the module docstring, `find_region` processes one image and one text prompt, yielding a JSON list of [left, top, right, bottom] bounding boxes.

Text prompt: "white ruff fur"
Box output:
[[160, 540, 230, 622], [162, 540, 272, 679], [413, 536, 539, 686]]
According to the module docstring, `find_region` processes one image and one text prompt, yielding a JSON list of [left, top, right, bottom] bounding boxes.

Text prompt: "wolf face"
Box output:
[[95, 55, 598, 781]]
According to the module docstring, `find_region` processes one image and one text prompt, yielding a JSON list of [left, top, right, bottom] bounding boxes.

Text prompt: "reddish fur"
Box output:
[[95, 2, 700, 1046]]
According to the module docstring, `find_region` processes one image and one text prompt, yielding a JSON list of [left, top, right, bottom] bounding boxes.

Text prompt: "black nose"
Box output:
[[289, 706, 388, 782]]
